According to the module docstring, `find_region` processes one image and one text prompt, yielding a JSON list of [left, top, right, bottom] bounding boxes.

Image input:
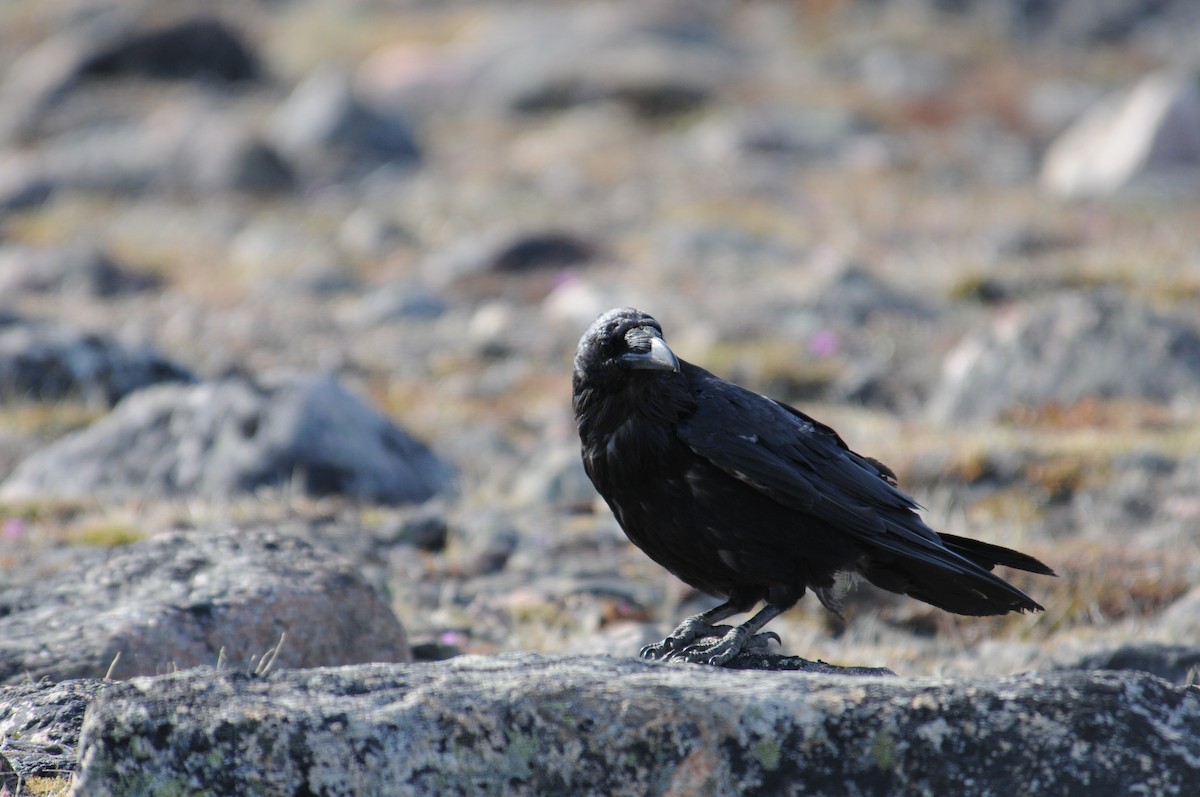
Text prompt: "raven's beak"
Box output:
[[619, 329, 680, 373]]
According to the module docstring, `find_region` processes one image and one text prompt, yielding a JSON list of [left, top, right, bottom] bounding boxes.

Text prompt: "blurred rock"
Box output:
[[0, 321, 194, 406], [852, 43, 952, 106], [1041, 70, 1200, 199], [376, 506, 450, 552], [489, 232, 598, 274], [1159, 585, 1200, 640], [0, 155, 55, 213], [1060, 642, 1200, 685], [338, 208, 413, 261], [920, 0, 1200, 45], [1004, 0, 1199, 44], [541, 274, 628, 328], [357, 42, 473, 118], [269, 68, 421, 184], [0, 242, 160, 297], [693, 106, 869, 164], [360, 6, 735, 120], [510, 443, 595, 509], [813, 265, 936, 327], [72, 656, 1200, 796], [427, 229, 599, 302], [0, 374, 455, 504], [500, 46, 716, 118], [159, 104, 294, 195], [467, 7, 733, 118], [984, 225, 1079, 262], [76, 15, 260, 83], [27, 123, 168, 194], [350, 282, 446, 326], [0, 526, 410, 685], [0, 14, 261, 143], [927, 292, 1200, 424], [447, 509, 520, 576]]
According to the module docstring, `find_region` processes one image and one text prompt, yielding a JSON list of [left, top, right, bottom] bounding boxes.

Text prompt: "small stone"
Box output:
[[269, 68, 421, 183]]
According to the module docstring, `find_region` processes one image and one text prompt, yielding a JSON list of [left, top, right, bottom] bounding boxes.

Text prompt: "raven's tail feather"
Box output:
[[938, 533, 1057, 576], [859, 532, 1055, 617], [863, 556, 1046, 616]]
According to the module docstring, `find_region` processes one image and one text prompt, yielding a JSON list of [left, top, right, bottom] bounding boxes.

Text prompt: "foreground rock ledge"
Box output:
[[73, 654, 1199, 797]]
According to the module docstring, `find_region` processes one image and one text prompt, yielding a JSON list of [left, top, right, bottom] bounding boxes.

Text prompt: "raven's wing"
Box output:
[[677, 367, 923, 533], [675, 366, 1040, 594]]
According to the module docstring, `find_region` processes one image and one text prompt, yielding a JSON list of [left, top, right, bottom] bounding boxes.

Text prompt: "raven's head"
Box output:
[[573, 307, 685, 439], [573, 307, 680, 385]]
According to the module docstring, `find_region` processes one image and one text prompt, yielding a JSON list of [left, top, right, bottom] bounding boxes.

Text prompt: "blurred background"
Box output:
[[2, 0, 1199, 678]]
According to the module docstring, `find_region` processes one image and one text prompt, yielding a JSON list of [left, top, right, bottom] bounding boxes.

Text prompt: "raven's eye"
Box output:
[[600, 325, 628, 355]]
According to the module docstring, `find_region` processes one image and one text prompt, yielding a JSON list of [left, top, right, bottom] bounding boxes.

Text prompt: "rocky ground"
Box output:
[[1, 0, 1200, 792]]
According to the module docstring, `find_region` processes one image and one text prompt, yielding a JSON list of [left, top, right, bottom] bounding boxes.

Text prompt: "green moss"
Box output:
[[503, 728, 536, 777], [752, 737, 782, 771], [871, 729, 897, 770], [71, 522, 145, 548]]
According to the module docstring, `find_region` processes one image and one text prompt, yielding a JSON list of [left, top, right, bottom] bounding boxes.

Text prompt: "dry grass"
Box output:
[[0, 402, 104, 442], [6, 776, 74, 797]]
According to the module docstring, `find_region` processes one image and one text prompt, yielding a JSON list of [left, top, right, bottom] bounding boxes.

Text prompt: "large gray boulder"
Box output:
[[0, 374, 455, 503], [71, 654, 1200, 796], [928, 292, 1200, 425], [0, 527, 411, 685]]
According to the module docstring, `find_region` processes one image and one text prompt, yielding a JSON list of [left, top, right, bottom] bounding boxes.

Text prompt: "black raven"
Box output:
[[573, 307, 1055, 666]]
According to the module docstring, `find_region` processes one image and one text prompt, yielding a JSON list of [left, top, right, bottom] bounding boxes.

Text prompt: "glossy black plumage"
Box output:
[[573, 307, 1055, 665]]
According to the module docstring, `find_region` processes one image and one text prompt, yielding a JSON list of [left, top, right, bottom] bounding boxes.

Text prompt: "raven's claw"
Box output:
[[640, 621, 725, 660], [659, 628, 781, 666]]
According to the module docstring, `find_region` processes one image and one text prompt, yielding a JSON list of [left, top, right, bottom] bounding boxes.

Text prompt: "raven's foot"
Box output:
[[639, 616, 721, 660], [663, 628, 782, 667]]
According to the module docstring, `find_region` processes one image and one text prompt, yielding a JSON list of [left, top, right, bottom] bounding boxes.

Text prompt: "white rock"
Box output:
[[1041, 70, 1200, 198]]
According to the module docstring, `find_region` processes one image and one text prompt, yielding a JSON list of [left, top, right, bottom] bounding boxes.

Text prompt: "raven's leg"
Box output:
[[640, 594, 755, 660], [666, 603, 785, 666]]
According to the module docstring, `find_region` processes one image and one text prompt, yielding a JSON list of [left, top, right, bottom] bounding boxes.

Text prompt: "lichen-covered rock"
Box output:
[[0, 527, 411, 685], [72, 654, 1200, 796], [0, 678, 108, 780]]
